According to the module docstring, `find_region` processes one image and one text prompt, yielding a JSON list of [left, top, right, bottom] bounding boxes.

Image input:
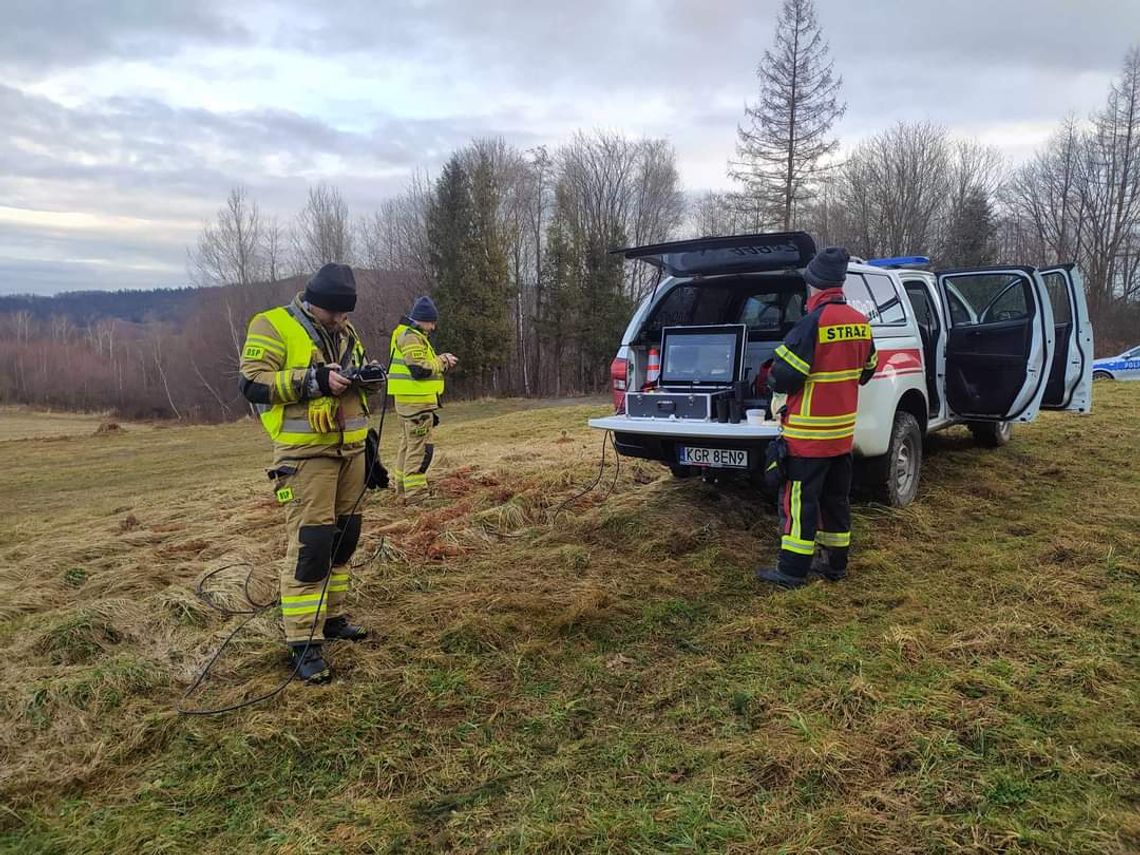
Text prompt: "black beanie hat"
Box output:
[[304, 263, 357, 312], [409, 295, 439, 323], [804, 246, 850, 288]]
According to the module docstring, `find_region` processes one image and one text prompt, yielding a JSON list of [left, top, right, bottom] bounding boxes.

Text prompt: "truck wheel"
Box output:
[[870, 411, 922, 507], [969, 420, 1013, 448], [1093, 370, 1113, 381]]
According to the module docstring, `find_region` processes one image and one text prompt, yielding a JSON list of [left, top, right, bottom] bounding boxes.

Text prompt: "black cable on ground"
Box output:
[[179, 387, 624, 713], [600, 432, 622, 502], [195, 562, 261, 616], [547, 430, 619, 518], [480, 430, 621, 540], [177, 386, 392, 717]]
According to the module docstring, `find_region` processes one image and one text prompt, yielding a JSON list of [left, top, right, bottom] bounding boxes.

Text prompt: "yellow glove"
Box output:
[[307, 396, 340, 433]]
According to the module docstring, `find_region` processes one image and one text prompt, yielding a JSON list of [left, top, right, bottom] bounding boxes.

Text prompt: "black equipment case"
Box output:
[[624, 324, 748, 421]]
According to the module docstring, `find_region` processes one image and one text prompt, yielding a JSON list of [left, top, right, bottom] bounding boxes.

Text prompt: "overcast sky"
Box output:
[[3, 0, 1138, 296]]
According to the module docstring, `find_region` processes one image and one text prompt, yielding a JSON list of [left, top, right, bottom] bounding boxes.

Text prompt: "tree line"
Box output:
[[1, 0, 1137, 420], [182, 129, 685, 403]]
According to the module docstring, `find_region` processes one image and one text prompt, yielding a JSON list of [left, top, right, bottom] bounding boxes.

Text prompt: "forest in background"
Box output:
[[2, 1, 1137, 421]]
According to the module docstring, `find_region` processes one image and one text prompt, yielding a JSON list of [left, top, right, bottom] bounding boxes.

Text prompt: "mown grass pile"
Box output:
[[0, 387, 1137, 853]]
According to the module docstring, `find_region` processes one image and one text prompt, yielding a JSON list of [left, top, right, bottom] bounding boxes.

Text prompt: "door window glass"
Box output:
[[941, 273, 1031, 327], [1043, 271, 1073, 324], [864, 273, 908, 325], [843, 274, 877, 319], [905, 284, 933, 326], [945, 289, 972, 326]]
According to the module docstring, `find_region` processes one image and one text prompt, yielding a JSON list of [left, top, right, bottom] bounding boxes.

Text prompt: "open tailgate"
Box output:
[[615, 232, 816, 277]]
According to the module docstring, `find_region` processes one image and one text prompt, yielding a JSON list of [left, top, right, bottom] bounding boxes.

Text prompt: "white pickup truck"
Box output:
[[589, 232, 1094, 507]]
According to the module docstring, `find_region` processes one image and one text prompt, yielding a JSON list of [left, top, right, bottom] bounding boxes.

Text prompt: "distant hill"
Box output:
[[0, 271, 414, 328], [0, 286, 210, 325]]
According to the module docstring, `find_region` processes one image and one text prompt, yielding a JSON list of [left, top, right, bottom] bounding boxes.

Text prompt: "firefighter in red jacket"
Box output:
[[758, 246, 878, 589]]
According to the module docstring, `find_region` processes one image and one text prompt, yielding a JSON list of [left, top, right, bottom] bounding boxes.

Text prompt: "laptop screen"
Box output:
[[659, 324, 746, 387]]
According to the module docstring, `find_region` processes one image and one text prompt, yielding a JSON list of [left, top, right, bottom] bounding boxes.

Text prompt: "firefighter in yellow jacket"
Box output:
[[238, 263, 385, 683], [389, 297, 457, 502]]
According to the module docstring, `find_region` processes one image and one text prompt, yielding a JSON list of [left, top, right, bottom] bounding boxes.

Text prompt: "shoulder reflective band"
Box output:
[[819, 323, 872, 343], [775, 344, 810, 376]]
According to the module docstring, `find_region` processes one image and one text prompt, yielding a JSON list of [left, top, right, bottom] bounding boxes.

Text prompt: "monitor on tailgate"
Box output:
[[659, 324, 746, 388]]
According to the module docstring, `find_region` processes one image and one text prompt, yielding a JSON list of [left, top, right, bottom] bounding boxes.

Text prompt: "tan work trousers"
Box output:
[[274, 453, 365, 643], [393, 411, 435, 500]]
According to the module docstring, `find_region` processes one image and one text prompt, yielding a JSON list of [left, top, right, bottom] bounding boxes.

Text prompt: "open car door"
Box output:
[[936, 266, 1055, 423], [1040, 264, 1093, 413]]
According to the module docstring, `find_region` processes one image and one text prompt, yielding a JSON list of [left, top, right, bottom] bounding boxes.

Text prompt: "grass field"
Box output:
[[0, 386, 1137, 854]]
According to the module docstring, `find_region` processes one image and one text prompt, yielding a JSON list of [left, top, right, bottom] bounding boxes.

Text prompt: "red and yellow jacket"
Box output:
[[770, 289, 878, 458]]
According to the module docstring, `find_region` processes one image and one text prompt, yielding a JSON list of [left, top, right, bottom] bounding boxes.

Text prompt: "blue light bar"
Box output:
[[866, 256, 931, 268]]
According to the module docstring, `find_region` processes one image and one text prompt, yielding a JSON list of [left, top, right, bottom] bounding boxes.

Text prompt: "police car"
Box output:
[[589, 232, 1094, 507], [1092, 345, 1140, 381]]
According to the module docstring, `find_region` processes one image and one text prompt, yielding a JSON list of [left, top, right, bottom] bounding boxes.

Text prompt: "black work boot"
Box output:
[[323, 615, 368, 642], [288, 642, 331, 683], [811, 549, 846, 582], [755, 567, 809, 589]]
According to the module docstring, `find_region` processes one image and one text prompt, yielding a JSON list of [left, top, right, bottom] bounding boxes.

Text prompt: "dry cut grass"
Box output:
[[0, 388, 1137, 853]]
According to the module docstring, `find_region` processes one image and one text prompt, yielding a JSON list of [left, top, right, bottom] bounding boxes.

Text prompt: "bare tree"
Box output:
[[729, 0, 845, 231], [525, 146, 554, 392], [293, 182, 354, 273], [1003, 118, 1086, 264], [188, 186, 265, 287], [999, 47, 1140, 321], [150, 331, 181, 420], [831, 121, 953, 259], [393, 172, 433, 282], [263, 215, 286, 283], [357, 202, 401, 273], [937, 140, 1005, 265], [1082, 47, 1140, 316], [688, 191, 752, 238], [559, 132, 685, 301]]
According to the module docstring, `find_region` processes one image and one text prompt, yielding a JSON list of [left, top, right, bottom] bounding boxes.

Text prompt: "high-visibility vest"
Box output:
[[256, 305, 369, 446], [387, 323, 444, 405]]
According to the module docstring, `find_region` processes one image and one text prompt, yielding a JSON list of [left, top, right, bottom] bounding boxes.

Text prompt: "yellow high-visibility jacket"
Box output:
[[388, 320, 446, 414], [239, 294, 379, 457]]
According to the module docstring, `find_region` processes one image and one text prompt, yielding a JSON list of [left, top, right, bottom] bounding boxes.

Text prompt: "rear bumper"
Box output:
[[588, 415, 779, 471], [588, 415, 780, 440]]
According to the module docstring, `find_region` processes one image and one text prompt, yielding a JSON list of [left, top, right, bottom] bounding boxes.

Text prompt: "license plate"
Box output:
[[679, 446, 748, 468]]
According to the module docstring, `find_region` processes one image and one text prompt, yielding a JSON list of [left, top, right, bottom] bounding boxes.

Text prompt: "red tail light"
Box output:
[[610, 357, 628, 412]]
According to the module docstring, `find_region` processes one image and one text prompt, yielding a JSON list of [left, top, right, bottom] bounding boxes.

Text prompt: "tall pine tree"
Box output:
[[730, 0, 845, 231], [941, 188, 998, 267], [427, 150, 512, 393]]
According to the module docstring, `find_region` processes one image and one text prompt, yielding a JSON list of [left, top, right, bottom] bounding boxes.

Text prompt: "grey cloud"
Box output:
[[0, 258, 177, 296], [0, 0, 250, 74], [4, 0, 1137, 295], [0, 83, 551, 294], [0, 84, 542, 219], [268, 0, 1139, 97]]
